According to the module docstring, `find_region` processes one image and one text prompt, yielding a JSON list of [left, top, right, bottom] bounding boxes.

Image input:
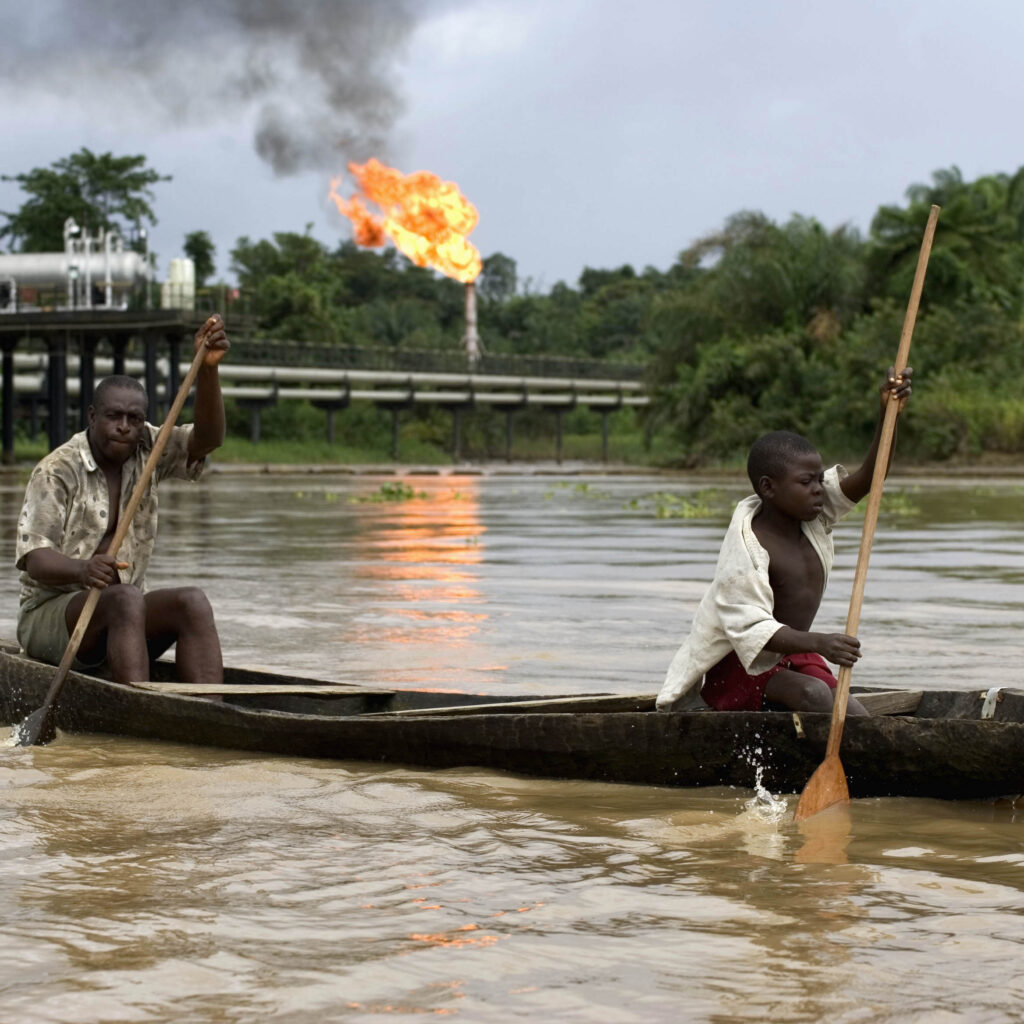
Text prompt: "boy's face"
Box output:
[[760, 450, 825, 520]]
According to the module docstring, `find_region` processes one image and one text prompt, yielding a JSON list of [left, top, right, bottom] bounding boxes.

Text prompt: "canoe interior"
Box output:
[[1, 638, 1022, 724], [138, 658, 1024, 724]]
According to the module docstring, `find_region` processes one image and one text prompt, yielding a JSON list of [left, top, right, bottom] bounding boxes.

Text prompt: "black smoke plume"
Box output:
[[0, 0, 413, 175]]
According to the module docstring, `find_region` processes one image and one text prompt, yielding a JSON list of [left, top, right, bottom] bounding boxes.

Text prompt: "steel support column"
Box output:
[[46, 334, 68, 450], [1, 340, 14, 464], [451, 406, 463, 462], [167, 334, 182, 413], [312, 386, 351, 444], [143, 331, 159, 421], [111, 334, 128, 376], [78, 335, 97, 429], [237, 393, 277, 443], [505, 409, 514, 462]]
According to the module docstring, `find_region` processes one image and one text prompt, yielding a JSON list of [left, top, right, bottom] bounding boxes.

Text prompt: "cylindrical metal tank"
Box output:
[[0, 251, 148, 287]]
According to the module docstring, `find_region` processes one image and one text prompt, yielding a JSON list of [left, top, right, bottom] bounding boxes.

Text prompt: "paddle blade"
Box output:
[[794, 802, 852, 864], [15, 704, 57, 747], [793, 754, 849, 822]]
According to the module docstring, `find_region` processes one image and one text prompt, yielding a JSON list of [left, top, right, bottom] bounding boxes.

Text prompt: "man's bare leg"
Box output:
[[66, 585, 149, 682], [144, 587, 223, 686], [764, 669, 869, 716]]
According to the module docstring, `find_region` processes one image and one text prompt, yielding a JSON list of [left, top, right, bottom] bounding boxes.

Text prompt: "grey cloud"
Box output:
[[1, 0, 413, 175]]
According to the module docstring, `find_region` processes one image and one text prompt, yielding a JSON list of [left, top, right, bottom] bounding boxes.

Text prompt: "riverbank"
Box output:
[[4, 455, 1024, 480], [4, 436, 1024, 479]]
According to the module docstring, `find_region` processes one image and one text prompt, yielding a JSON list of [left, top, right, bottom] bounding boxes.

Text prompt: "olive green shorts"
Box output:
[[17, 592, 105, 671]]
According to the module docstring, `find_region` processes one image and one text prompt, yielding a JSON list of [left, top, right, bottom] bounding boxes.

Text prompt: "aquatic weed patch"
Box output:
[[846, 487, 922, 518], [626, 488, 731, 519], [542, 481, 613, 501], [351, 481, 428, 503]]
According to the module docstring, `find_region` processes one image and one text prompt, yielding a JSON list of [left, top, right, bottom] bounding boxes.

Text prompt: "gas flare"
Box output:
[[329, 158, 482, 283]]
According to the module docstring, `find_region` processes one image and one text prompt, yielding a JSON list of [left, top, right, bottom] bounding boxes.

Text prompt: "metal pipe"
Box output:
[[463, 281, 481, 366]]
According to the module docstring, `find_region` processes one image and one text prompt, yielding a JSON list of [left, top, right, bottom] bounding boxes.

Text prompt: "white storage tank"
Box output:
[[160, 258, 195, 310], [0, 250, 148, 287]]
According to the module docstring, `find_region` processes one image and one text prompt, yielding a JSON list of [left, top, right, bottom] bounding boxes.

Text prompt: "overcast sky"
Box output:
[[2, 0, 1022, 290]]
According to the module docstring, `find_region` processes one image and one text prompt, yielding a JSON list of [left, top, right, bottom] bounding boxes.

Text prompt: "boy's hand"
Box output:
[[814, 632, 862, 667], [880, 365, 912, 413]]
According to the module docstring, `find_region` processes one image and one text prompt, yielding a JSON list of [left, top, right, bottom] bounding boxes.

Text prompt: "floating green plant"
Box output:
[[351, 481, 428, 503], [627, 488, 730, 519], [542, 481, 611, 500], [847, 488, 921, 518]]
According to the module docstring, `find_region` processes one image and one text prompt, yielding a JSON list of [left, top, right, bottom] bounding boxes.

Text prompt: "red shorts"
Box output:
[[700, 651, 837, 712]]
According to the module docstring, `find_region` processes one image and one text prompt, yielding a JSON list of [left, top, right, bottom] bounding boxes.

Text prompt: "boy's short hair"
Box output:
[[747, 431, 819, 491]]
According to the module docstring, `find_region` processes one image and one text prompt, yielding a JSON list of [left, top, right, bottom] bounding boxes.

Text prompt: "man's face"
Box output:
[[763, 450, 826, 520], [88, 386, 147, 466]]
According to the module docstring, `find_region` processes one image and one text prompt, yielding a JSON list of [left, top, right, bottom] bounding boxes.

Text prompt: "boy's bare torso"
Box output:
[[752, 520, 824, 633]]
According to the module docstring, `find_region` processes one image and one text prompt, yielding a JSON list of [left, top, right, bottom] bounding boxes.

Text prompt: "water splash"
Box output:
[[5, 722, 27, 747], [746, 761, 788, 823], [740, 736, 788, 823]]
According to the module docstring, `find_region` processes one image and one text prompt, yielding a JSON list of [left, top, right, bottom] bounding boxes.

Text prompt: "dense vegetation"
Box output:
[[230, 165, 1024, 464], [5, 153, 1024, 464], [0, 148, 167, 252]]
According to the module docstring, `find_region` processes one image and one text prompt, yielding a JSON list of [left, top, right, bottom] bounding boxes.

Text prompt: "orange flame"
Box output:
[[329, 158, 482, 284]]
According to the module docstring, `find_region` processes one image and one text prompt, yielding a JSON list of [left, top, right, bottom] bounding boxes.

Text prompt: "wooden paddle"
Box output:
[[793, 204, 940, 822], [17, 326, 219, 747]]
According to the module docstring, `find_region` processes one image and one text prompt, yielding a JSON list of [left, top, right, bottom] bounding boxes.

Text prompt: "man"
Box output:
[[15, 314, 230, 685]]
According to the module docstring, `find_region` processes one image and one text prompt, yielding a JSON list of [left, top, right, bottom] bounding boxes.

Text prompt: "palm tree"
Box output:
[[869, 166, 1024, 313]]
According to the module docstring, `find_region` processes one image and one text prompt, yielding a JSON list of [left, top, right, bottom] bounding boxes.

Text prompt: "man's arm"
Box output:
[[187, 314, 230, 463], [840, 366, 913, 504], [23, 548, 126, 590]]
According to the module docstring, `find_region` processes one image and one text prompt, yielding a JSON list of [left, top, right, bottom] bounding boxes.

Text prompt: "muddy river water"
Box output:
[[1, 468, 1023, 1022]]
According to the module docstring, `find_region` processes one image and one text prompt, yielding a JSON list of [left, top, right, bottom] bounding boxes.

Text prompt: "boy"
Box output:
[[656, 369, 912, 715]]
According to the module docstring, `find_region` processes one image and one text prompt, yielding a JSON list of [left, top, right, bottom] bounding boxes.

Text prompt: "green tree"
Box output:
[[478, 252, 517, 303], [0, 148, 170, 252], [868, 165, 1024, 313], [230, 231, 465, 344], [183, 230, 216, 287], [644, 211, 871, 461]]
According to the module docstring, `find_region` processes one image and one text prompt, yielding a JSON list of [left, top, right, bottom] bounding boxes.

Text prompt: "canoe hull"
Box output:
[[3, 649, 1023, 799]]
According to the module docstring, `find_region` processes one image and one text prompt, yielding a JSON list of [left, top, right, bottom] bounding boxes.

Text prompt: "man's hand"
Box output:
[[880, 364, 913, 414], [194, 314, 230, 368], [813, 632, 862, 668], [79, 554, 129, 590]]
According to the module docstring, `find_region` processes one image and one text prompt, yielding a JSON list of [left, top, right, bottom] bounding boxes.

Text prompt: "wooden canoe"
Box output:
[[2, 641, 1023, 800]]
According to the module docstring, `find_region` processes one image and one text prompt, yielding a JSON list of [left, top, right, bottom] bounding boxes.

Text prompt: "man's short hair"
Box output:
[[747, 430, 819, 491], [92, 375, 147, 410]]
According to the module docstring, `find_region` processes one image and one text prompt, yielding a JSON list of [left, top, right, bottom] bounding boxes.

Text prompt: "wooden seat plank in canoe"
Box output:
[[382, 693, 658, 716], [856, 689, 923, 716], [131, 681, 397, 697], [380, 689, 922, 718]]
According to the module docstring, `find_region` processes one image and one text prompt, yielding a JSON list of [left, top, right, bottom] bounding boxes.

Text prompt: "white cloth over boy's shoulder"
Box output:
[[655, 465, 856, 712]]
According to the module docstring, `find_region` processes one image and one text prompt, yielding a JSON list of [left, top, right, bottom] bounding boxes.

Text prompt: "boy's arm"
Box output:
[[765, 625, 861, 667], [840, 366, 912, 504]]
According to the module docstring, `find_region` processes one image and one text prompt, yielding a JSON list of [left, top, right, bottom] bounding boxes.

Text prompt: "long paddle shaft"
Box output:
[[794, 204, 940, 822], [18, 341, 212, 746]]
